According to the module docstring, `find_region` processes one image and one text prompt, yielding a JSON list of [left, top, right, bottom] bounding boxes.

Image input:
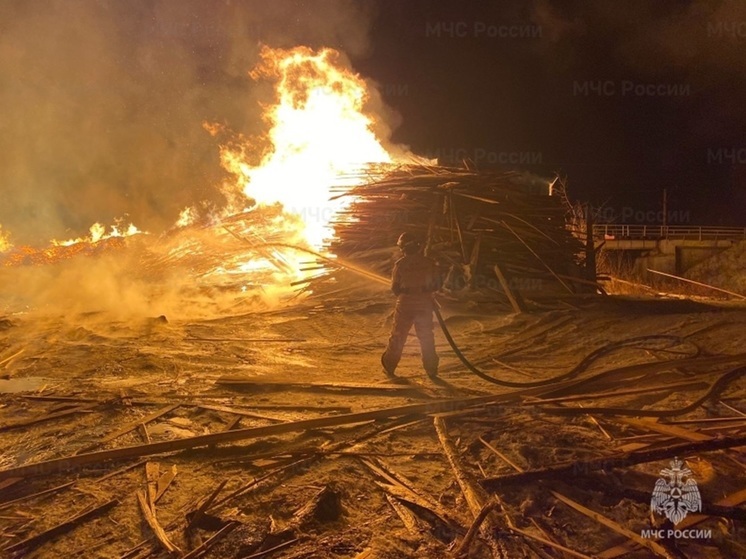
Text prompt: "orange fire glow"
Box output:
[[1, 45, 399, 312], [51, 220, 143, 247], [218, 45, 394, 248], [0, 224, 11, 253]]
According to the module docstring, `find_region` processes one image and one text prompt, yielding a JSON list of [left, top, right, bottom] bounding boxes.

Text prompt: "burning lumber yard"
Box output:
[[1, 3, 746, 559]]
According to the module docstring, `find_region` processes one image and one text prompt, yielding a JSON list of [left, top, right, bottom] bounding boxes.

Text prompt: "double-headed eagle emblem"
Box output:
[[650, 457, 702, 525]]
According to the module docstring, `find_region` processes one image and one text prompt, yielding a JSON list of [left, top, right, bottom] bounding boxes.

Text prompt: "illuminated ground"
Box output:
[[1, 281, 746, 558]]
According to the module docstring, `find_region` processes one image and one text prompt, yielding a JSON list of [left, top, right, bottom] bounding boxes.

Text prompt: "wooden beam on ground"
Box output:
[[0, 349, 24, 368], [0, 392, 547, 480], [0, 481, 76, 511], [187, 480, 227, 530], [617, 417, 712, 442], [0, 404, 98, 432], [145, 462, 159, 504], [597, 487, 746, 558], [215, 378, 425, 396], [86, 404, 180, 448], [509, 525, 595, 559], [0, 478, 22, 492], [155, 465, 177, 503], [3, 498, 118, 554], [647, 268, 746, 300], [434, 417, 507, 558], [182, 521, 239, 559], [481, 433, 746, 490], [550, 491, 675, 559], [479, 437, 525, 473], [362, 458, 463, 531], [522, 380, 708, 406], [196, 404, 286, 423], [136, 490, 180, 554]]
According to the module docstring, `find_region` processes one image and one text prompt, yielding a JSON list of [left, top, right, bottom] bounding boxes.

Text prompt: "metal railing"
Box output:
[[593, 224, 746, 241]]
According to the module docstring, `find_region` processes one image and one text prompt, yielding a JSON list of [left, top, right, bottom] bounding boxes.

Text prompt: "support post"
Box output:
[[493, 263, 526, 314], [585, 205, 596, 287]]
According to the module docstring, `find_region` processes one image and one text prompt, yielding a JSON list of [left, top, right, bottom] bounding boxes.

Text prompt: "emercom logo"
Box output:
[[641, 457, 712, 540], [651, 457, 702, 524]]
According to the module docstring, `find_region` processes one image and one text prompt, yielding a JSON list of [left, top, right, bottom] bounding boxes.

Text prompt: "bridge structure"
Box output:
[[592, 225, 746, 276]]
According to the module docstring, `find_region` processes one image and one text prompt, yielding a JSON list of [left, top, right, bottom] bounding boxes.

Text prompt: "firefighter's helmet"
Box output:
[[397, 232, 421, 253]]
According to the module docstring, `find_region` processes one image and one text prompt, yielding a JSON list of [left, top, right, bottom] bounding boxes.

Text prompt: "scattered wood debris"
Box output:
[[1, 297, 746, 558]]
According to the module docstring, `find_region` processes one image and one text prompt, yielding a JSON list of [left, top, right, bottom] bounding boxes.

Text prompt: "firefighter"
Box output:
[[381, 232, 441, 379]]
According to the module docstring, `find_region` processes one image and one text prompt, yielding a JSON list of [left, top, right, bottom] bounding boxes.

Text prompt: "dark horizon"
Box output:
[[356, 0, 746, 227]]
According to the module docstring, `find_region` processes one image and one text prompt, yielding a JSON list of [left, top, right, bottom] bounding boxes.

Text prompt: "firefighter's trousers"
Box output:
[[382, 298, 439, 375]]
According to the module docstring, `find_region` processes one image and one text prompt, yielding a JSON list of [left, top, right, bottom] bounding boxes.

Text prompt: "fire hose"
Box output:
[[252, 241, 719, 392]]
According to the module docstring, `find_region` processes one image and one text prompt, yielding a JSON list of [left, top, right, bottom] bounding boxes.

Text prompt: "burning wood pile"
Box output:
[[319, 165, 587, 298]]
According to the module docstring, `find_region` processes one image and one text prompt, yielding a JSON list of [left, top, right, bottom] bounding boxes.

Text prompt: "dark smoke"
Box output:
[[0, 0, 375, 246]]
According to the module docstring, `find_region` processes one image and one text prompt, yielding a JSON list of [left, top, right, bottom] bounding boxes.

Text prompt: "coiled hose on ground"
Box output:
[[253, 241, 745, 413]]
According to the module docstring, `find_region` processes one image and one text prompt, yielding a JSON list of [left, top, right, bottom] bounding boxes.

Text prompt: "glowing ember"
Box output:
[[219, 46, 394, 248]]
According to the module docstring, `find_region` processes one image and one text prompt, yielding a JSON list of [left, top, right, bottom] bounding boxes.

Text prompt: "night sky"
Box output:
[[1, 0, 744, 245], [359, 0, 746, 227]]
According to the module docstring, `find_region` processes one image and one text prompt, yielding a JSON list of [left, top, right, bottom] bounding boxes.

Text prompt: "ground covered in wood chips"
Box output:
[[1, 281, 746, 559]]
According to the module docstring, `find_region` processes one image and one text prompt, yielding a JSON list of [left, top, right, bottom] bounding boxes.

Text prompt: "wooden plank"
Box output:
[[550, 491, 674, 559], [155, 465, 177, 503], [196, 404, 285, 423], [94, 404, 180, 445], [145, 462, 159, 504], [434, 417, 506, 558], [522, 379, 708, 406], [4, 498, 118, 554], [0, 349, 24, 367], [493, 263, 526, 313], [362, 458, 462, 530], [481, 433, 746, 490], [136, 490, 180, 554], [215, 378, 420, 394], [479, 437, 525, 473], [187, 480, 227, 530], [597, 487, 746, 558], [0, 404, 97, 432], [647, 268, 746, 300], [0, 389, 581, 481], [0, 477, 22, 492], [618, 417, 712, 443], [385, 493, 421, 535], [510, 525, 595, 559], [0, 481, 75, 511], [181, 521, 239, 559]]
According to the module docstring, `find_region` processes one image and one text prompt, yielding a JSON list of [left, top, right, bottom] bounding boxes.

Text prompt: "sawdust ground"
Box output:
[[1, 285, 746, 558]]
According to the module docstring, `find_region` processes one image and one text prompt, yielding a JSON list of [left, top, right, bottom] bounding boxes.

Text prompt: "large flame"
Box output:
[[1, 45, 400, 315], [219, 46, 393, 248]]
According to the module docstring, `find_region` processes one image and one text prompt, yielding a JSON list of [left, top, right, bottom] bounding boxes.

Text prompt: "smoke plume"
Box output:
[[0, 0, 376, 246]]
